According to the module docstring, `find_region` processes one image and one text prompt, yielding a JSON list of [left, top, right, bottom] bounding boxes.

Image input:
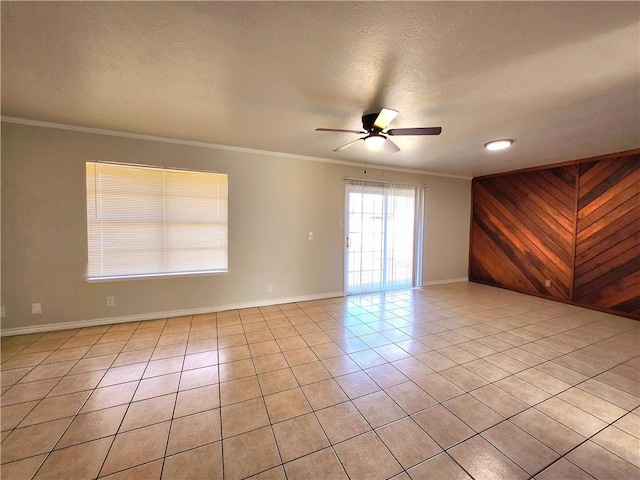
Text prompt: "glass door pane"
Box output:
[[346, 184, 415, 295]]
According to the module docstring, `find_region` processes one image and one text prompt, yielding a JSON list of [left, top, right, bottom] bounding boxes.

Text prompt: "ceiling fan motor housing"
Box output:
[[362, 113, 381, 132]]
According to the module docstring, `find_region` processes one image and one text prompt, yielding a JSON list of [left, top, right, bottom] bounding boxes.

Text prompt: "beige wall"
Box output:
[[1, 122, 471, 331]]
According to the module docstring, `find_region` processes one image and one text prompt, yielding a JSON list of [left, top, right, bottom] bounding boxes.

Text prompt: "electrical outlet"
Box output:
[[544, 279, 551, 288], [308, 232, 313, 240], [267, 284, 273, 293], [107, 296, 115, 307], [32, 303, 42, 314]]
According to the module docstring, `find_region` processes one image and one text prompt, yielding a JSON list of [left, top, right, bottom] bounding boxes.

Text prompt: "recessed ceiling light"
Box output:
[[484, 139, 513, 151]]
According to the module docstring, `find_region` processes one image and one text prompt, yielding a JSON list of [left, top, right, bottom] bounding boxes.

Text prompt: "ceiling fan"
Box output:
[[316, 108, 442, 153]]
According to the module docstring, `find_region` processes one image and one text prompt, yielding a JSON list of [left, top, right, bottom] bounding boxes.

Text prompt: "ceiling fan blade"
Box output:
[[316, 128, 366, 134], [334, 138, 363, 152], [373, 108, 399, 131], [384, 138, 401, 153], [386, 127, 442, 136]]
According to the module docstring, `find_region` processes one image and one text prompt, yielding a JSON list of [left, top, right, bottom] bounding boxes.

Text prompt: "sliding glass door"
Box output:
[[345, 180, 424, 295]]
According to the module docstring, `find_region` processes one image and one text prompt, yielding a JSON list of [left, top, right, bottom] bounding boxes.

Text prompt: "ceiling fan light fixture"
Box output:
[[484, 139, 513, 151], [316, 108, 442, 153], [364, 134, 386, 150]]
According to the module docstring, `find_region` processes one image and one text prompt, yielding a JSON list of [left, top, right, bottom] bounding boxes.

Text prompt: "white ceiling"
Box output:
[[2, 2, 639, 177]]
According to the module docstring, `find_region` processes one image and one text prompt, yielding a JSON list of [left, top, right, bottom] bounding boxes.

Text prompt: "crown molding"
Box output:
[[1, 116, 472, 180]]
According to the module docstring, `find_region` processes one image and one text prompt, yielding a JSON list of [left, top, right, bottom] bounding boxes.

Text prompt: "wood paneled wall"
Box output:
[[574, 157, 640, 316], [470, 150, 640, 319], [470, 166, 576, 299]]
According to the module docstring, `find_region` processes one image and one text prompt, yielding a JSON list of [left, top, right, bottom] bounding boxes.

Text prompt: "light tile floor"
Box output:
[[1, 282, 638, 479]]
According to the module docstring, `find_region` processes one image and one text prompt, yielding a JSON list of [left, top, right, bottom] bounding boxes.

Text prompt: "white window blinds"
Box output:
[[86, 162, 228, 280]]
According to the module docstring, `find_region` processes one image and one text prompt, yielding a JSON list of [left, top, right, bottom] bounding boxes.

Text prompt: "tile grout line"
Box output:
[[254, 303, 332, 480], [93, 322, 163, 479], [158, 315, 194, 480], [217, 313, 226, 480], [526, 407, 640, 479], [0, 287, 637, 480], [26, 326, 121, 479]]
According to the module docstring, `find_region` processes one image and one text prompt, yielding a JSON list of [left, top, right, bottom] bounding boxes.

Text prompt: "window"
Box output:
[[86, 162, 228, 280]]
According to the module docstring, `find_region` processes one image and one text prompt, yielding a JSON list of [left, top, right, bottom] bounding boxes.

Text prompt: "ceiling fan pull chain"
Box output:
[[364, 144, 367, 174]]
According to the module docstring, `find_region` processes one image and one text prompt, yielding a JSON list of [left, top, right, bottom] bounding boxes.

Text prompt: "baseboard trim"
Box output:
[[422, 277, 468, 287], [0, 291, 345, 337]]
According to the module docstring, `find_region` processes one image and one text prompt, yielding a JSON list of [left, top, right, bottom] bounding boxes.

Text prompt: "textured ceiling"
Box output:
[[2, 2, 639, 177]]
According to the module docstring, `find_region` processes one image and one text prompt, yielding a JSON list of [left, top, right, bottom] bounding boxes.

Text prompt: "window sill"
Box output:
[[86, 270, 229, 283]]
